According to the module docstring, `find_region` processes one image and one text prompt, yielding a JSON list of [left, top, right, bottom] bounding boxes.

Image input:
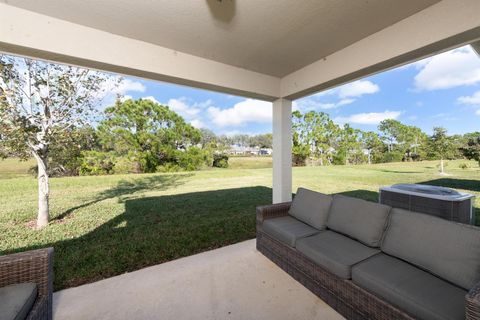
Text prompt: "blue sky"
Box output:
[[115, 45, 480, 136]]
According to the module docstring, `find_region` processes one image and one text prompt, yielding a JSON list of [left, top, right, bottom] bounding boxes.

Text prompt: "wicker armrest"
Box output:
[[256, 202, 292, 224], [467, 281, 480, 319], [0, 248, 53, 319]]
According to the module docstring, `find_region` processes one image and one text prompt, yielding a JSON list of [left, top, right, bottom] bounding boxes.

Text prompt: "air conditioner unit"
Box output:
[[379, 184, 475, 225]]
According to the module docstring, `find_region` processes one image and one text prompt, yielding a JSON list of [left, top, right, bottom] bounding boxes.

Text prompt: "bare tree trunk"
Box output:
[[368, 150, 372, 165], [440, 158, 444, 174], [33, 151, 49, 228]]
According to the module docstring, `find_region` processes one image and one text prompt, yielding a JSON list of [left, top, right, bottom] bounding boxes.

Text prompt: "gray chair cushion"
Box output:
[[263, 216, 320, 247], [296, 231, 380, 279], [289, 188, 333, 230], [327, 194, 391, 247], [352, 254, 467, 320], [382, 208, 480, 290], [0, 283, 37, 320]]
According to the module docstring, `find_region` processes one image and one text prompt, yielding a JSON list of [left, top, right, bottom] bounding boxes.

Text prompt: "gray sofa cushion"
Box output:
[[0, 283, 37, 320], [296, 231, 380, 279], [289, 188, 332, 230], [382, 208, 480, 290], [352, 254, 466, 320], [327, 195, 391, 247], [263, 216, 320, 247]]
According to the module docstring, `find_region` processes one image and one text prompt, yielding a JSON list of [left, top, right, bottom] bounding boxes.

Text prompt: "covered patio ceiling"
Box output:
[[1, 0, 480, 203], [0, 0, 441, 78], [1, 0, 479, 101]]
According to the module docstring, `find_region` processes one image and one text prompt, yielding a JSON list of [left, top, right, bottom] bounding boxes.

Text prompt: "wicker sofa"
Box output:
[[256, 188, 480, 320], [0, 248, 54, 320]]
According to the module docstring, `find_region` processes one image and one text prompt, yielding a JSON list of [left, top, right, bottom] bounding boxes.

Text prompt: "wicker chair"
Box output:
[[0, 248, 54, 320]]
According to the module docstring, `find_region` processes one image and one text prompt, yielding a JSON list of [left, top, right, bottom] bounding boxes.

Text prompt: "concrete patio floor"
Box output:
[[53, 239, 343, 320]]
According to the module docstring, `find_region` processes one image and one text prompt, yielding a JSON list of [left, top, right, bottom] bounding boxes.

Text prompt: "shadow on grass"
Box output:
[[52, 174, 192, 221], [419, 178, 480, 193], [378, 169, 423, 174], [14, 185, 272, 291], [336, 189, 379, 202]]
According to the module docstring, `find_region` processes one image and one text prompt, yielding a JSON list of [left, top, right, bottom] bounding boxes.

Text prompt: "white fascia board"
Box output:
[[0, 3, 281, 101], [281, 0, 480, 100]]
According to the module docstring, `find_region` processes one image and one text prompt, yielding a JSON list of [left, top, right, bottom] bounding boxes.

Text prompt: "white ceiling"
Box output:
[[2, 0, 440, 77]]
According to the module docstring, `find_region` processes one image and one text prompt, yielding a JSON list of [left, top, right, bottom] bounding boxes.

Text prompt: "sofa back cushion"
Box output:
[[382, 208, 480, 290], [327, 195, 391, 247], [289, 188, 332, 230]]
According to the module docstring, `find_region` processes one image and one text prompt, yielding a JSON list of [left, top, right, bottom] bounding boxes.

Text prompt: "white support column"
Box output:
[[272, 98, 292, 204]]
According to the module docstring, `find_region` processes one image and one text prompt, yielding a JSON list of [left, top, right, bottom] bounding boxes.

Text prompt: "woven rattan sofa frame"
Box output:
[[256, 201, 480, 320]]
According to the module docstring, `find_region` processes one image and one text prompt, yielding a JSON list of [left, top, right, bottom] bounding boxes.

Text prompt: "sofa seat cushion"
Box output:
[[0, 283, 38, 320], [289, 188, 333, 230], [382, 208, 480, 290], [263, 216, 320, 247], [352, 254, 466, 320], [296, 231, 380, 279], [327, 195, 391, 247]]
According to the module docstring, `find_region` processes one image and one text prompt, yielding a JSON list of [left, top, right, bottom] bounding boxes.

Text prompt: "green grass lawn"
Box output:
[[1, 158, 479, 290], [227, 156, 272, 169]]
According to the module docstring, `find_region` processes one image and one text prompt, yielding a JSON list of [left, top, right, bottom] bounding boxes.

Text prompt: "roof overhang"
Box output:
[[1, 0, 480, 101]]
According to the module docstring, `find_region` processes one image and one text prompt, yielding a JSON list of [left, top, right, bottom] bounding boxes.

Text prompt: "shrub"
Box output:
[[156, 162, 182, 173], [459, 163, 469, 169], [332, 153, 346, 165], [213, 154, 229, 168], [381, 151, 404, 163], [292, 145, 309, 166], [113, 157, 138, 174], [79, 151, 115, 176], [176, 147, 208, 171]]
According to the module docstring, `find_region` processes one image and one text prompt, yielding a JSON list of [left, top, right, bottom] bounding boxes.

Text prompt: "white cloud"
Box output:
[[334, 110, 401, 125], [190, 119, 206, 128], [414, 46, 480, 91], [167, 98, 202, 117], [294, 97, 355, 112], [208, 99, 271, 127], [476, 109, 480, 116], [337, 80, 380, 98], [296, 80, 379, 112], [458, 91, 480, 105], [116, 78, 146, 94], [313, 80, 379, 98], [337, 98, 356, 106], [139, 96, 212, 121]]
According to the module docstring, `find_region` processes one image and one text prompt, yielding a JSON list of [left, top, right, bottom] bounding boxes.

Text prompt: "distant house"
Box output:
[[227, 145, 272, 156]]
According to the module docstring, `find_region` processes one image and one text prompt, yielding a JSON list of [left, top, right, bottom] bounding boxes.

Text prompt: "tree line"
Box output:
[[292, 110, 480, 172]]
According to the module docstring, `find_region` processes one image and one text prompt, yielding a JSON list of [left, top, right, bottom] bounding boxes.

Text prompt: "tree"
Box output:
[[378, 119, 426, 161], [378, 119, 404, 153], [336, 124, 361, 165], [292, 110, 336, 165], [361, 131, 383, 164], [199, 128, 217, 149], [98, 98, 201, 172], [461, 132, 480, 167], [429, 127, 454, 174], [36, 125, 98, 177], [0, 55, 110, 228], [248, 134, 272, 149]]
